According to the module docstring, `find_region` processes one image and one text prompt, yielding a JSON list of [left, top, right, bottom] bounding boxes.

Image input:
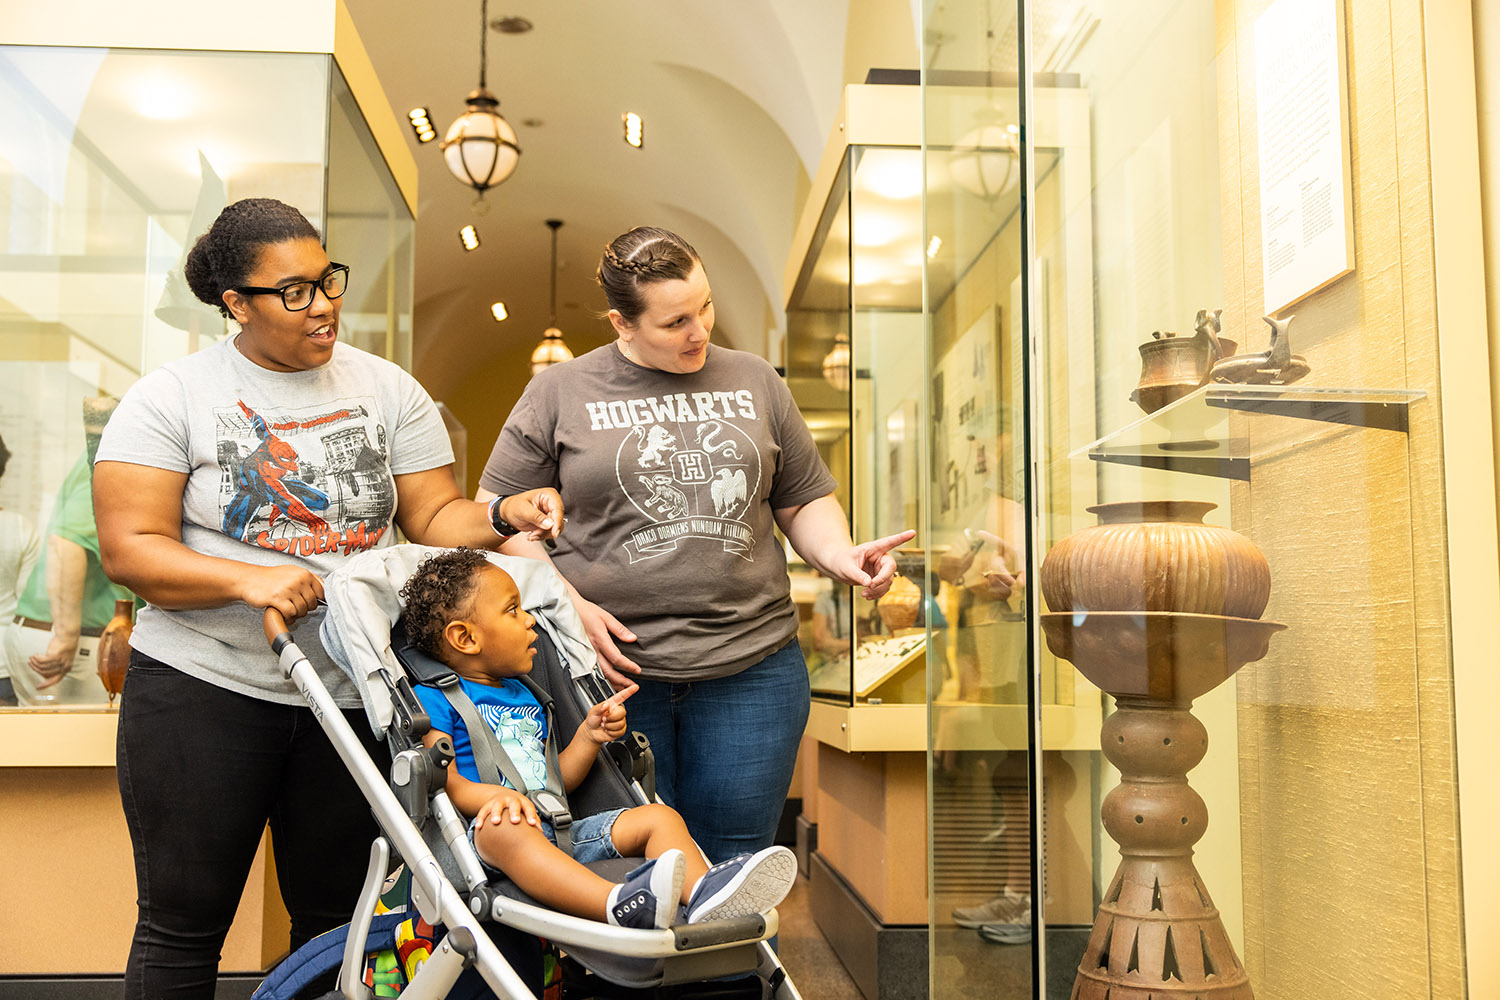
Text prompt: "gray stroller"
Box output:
[[255, 545, 803, 1000]]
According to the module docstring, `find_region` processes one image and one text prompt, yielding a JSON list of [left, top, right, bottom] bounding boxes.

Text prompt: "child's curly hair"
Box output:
[[399, 548, 492, 661]]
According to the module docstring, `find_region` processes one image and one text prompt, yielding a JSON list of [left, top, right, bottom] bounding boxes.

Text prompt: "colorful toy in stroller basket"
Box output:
[[253, 545, 802, 999]]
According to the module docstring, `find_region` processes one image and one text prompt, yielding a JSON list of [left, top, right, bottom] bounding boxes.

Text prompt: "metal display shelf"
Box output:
[[1076, 385, 1426, 480]]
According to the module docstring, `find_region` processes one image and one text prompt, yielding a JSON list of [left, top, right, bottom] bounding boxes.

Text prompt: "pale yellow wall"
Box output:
[[842, 0, 919, 83], [1216, 2, 1469, 997], [0, 766, 287, 974]]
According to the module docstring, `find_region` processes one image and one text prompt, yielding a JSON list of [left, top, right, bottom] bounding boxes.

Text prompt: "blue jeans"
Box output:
[[625, 638, 810, 864]]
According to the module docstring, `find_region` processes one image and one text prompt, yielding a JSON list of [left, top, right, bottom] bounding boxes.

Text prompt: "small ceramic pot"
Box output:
[[96, 598, 134, 707], [877, 574, 922, 631], [1040, 500, 1270, 619], [1132, 335, 1215, 414]]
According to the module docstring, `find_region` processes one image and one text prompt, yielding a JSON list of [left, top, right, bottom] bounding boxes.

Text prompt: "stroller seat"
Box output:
[[257, 544, 801, 1000]]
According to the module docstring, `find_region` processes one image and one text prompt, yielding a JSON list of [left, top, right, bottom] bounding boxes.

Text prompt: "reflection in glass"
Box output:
[[0, 46, 412, 717], [4, 398, 132, 707]]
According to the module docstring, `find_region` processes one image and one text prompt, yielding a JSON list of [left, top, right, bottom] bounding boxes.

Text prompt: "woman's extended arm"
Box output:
[[774, 494, 914, 601], [475, 485, 643, 688], [395, 467, 561, 548], [93, 460, 324, 621]]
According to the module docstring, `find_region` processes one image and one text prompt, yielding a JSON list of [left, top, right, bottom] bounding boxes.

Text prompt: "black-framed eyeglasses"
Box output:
[[234, 264, 350, 311]]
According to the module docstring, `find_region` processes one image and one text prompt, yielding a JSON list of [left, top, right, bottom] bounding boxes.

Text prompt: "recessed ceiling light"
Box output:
[[622, 112, 644, 148], [459, 225, 480, 251], [407, 107, 436, 143], [491, 302, 508, 322], [521, 118, 545, 128], [490, 16, 532, 33]]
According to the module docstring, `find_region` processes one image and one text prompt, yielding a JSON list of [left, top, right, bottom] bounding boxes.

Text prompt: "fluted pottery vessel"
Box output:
[[1039, 500, 1283, 1000], [1040, 500, 1270, 619], [96, 598, 133, 707]]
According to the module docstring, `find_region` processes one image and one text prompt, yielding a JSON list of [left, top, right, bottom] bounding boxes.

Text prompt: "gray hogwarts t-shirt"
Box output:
[[480, 343, 835, 682], [95, 338, 453, 706]]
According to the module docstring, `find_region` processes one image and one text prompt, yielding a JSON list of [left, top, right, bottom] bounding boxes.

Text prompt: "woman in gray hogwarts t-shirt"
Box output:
[[478, 225, 912, 864], [91, 198, 561, 1000]]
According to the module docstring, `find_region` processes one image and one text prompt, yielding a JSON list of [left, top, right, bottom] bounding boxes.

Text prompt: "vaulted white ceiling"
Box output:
[[344, 0, 919, 476]]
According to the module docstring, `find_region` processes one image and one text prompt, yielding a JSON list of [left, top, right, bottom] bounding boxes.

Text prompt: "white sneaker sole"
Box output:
[[650, 849, 687, 929], [687, 847, 796, 924]]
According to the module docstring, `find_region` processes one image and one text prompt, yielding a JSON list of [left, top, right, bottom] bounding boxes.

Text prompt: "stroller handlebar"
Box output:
[[263, 606, 295, 657]]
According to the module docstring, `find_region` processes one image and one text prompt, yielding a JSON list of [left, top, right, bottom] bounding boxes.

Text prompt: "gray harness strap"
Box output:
[[435, 676, 574, 857]]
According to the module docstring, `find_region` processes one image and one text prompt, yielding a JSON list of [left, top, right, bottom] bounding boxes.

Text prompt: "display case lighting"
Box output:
[[408, 107, 437, 143], [622, 112, 644, 148]]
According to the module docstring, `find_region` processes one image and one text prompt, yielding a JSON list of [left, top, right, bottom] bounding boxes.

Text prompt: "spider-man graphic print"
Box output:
[[217, 398, 395, 556]]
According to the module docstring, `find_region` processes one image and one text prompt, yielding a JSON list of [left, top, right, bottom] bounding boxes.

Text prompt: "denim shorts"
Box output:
[[469, 806, 627, 875]]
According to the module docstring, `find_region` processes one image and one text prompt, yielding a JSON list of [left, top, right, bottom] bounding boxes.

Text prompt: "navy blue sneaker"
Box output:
[[607, 848, 685, 930], [684, 846, 796, 924]]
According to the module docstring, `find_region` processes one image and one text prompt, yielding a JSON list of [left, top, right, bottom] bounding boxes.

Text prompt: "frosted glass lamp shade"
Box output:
[[950, 123, 1019, 201], [530, 328, 574, 374], [822, 332, 851, 391], [441, 89, 520, 194]]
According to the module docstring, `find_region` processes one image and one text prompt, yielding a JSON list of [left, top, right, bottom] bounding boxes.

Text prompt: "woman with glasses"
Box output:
[[92, 197, 563, 1000]]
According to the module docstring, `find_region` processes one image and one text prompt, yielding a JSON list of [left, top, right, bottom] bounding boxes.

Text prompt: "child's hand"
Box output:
[[582, 683, 638, 744], [475, 789, 539, 828]]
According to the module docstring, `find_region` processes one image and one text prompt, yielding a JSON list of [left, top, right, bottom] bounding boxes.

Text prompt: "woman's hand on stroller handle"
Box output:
[[258, 569, 325, 647], [245, 565, 324, 626], [584, 682, 638, 743]]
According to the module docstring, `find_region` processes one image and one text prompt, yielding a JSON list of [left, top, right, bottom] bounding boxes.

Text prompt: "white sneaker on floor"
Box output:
[[979, 909, 1033, 946], [951, 888, 1030, 928], [684, 846, 797, 924]]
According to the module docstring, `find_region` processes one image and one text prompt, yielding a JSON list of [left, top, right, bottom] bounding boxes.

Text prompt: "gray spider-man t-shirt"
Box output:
[[95, 337, 453, 706], [480, 343, 836, 682]]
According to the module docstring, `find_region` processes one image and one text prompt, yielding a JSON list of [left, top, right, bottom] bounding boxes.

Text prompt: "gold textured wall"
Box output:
[[1216, 1, 1464, 997]]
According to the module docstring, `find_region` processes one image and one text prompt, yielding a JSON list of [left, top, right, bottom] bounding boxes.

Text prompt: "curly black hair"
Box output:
[[399, 548, 492, 662], [183, 198, 322, 318]]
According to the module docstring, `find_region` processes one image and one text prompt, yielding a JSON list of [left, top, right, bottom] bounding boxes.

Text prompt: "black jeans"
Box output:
[[117, 650, 389, 1000]]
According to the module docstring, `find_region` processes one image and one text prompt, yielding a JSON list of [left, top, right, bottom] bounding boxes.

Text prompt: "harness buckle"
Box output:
[[529, 789, 572, 831]]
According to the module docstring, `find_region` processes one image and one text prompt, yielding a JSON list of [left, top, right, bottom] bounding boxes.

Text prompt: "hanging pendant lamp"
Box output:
[[531, 219, 575, 374], [441, 0, 521, 211], [949, 102, 1020, 203], [822, 330, 851, 390]]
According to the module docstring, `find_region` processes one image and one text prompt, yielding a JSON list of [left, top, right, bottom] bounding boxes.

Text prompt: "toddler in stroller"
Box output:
[[254, 543, 806, 1000], [399, 547, 796, 931]]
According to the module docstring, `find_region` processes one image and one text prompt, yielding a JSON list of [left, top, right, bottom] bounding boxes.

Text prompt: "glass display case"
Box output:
[[0, 44, 414, 719], [916, 2, 1485, 999], [0, 11, 418, 974], [785, 83, 928, 713], [785, 79, 1103, 997]]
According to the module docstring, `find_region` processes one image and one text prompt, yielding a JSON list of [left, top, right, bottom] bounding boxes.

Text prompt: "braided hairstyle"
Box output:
[[183, 198, 321, 318], [398, 548, 492, 663], [597, 226, 702, 325]]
